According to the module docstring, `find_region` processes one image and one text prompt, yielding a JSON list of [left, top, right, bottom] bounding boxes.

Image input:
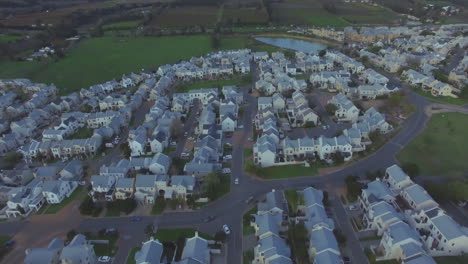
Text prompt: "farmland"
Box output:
[[0, 35, 22, 43], [0, 36, 215, 94], [150, 6, 220, 28], [103, 20, 143, 31], [221, 7, 269, 25]]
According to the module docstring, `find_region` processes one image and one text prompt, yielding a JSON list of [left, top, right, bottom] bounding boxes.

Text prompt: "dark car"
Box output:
[[4, 240, 15, 247], [343, 256, 350, 264], [130, 216, 142, 222], [204, 216, 216, 223]]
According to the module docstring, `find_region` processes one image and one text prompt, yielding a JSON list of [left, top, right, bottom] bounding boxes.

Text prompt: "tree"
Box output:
[[120, 144, 131, 158], [325, 103, 338, 115], [318, 49, 326, 57], [2, 151, 22, 169], [144, 224, 154, 236], [214, 231, 226, 244], [345, 175, 362, 200], [66, 230, 77, 242]]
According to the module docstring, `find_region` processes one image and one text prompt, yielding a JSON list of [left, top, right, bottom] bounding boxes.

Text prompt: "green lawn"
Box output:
[[126, 247, 141, 264], [397, 112, 468, 178], [0, 236, 11, 245], [208, 174, 231, 201], [243, 249, 254, 264], [435, 255, 468, 264], [0, 36, 216, 95], [84, 232, 119, 257], [243, 205, 257, 236], [284, 189, 304, 216], [162, 146, 176, 155], [103, 20, 142, 30], [414, 88, 468, 106], [43, 186, 87, 214], [0, 35, 21, 43], [176, 74, 252, 93], [155, 228, 212, 242], [263, 164, 319, 179], [69, 127, 94, 139]]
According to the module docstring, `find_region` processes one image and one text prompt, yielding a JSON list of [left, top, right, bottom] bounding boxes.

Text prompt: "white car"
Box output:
[[181, 153, 190, 157], [98, 256, 111, 263], [238, 125, 244, 129], [222, 168, 231, 174], [348, 205, 358, 211], [223, 224, 231, 235], [170, 141, 177, 146], [223, 155, 232, 160], [234, 178, 239, 185]]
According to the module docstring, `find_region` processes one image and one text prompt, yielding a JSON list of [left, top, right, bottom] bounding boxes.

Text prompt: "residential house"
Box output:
[[59, 160, 84, 181], [42, 180, 77, 204], [114, 178, 135, 200], [383, 165, 413, 191], [149, 153, 171, 175], [24, 237, 64, 264], [401, 184, 438, 211], [169, 175, 195, 199], [134, 174, 157, 204], [379, 221, 423, 260], [90, 175, 116, 202], [59, 234, 98, 264], [178, 232, 211, 264], [257, 190, 287, 217], [135, 238, 163, 264], [328, 93, 359, 123]]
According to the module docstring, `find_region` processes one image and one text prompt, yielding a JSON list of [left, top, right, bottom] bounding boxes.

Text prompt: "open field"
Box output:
[[263, 164, 319, 179], [0, 35, 22, 43], [221, 8, 269, 24], [0, 36, 215, 94], [397, 112, 468, 179], [150, 6, 220, 27], [176, 74, 252, 92], [103, 20, 143, 31], [271, 7, 350, 27]]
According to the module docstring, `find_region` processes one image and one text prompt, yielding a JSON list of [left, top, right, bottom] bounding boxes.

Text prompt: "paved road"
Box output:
[[0, 68, 462, 264]]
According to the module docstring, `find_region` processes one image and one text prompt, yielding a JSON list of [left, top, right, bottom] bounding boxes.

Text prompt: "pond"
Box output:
[[255, 37, 326, 53]]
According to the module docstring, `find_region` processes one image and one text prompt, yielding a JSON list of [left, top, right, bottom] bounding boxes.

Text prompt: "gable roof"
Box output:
[[135, 239, 163, 264]]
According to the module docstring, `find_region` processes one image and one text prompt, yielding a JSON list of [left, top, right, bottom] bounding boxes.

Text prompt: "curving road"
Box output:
[[0, 81, 445, 264]]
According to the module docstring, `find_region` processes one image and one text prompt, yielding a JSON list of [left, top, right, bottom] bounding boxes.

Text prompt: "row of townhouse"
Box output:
[[250, 190, 293, 264], [359, 164, 468, 262], [24, 234, 98, 264], [80, 72, 149, 100], [134, 231, 213, 264], [308, 27, 344, 42], [253, 113, 282, 167], [402, 69, 458, 97], [220, 98, 239, 132], [286, 91, 319, 127], [185, 126, 223, 179], [5, 164, 81, 218], [299, 187, 344, 264], [256, 68, 308, 96], [344, 26, 404, 44], [89, 153, 172, 202]]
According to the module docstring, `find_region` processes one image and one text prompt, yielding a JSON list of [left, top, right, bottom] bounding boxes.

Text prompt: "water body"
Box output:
[[255, 37, 326, 53]]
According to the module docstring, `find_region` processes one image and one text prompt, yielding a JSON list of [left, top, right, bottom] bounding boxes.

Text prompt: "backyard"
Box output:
[[175, 74, 252, 93], [397, 112, 468, 179]]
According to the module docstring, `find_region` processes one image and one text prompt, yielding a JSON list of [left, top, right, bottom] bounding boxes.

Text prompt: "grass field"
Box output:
[[271, 8, 350, 27], [263, 164, 319, 179], [218, 36, 286, 53], [0, 35, 22, 43], [155, 228, 212, 242], [243, 205, 257, 235], [41, 186, 87, 214], [176, 74, 251, 92], [126, 247, 141, 264], [221, 8, 269, 24], [0, 36, 215, 95], [397, 112, 468, 179], [150, 6, 219, 27], [103, 20, 142, 30], [414, 89, 468, 106]]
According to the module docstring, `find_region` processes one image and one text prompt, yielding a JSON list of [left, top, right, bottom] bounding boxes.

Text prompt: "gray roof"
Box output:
[[301, 187, 323, 207], [60, 234, 92, 264], [254, 213, 282, 237], [42, 180, 61, 195], [404, 184, 435, 207], [431, 214, 467, 241], [258, 190, 287, 214], [387, 221, 420, 244], [257, 234, 291, 260], [135, 239, 163, 264], [24, 237, 64, 264], [181, 233, 210, 263], [404, 254, 437, 264], [313, 250, 342, 264], [135, 174, 156, 188], [401, 242, 425, 259], [116, 178, 134, 189], [304, 205, 335, 230], [151, 153, 171, 171], [171, 175, 195, 189], [386, 165, 409, 184]]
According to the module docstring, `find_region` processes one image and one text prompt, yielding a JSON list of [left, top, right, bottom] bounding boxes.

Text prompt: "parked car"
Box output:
[[98, 256, 111, 263], [343, 256, 350, 264], [130, 216, 142, 222], [222, 168, 231, 174], [105, 228, 117, 233], [247, 137, 253, 141], [223, 155, 232, 160], [223, 224, 231, 235], [348, 205, 358, 211], [4, 240, 15, 247], [245, 196, 254, 204], [238, 125, 244, 129], [170, 141, 177, 146], [234, 178, 239, 185]]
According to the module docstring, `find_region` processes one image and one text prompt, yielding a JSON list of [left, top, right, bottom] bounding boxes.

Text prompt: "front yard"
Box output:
[[126, 247, 141, 264], [40, 186, 87, 214], [397, 112, 468, 178], [155, 228, 212, 242], [243, 205, 257, 236], [83, 230, 119, 257], [263, 164, 319, 179]]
